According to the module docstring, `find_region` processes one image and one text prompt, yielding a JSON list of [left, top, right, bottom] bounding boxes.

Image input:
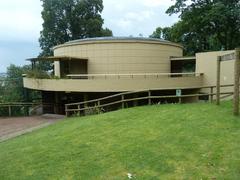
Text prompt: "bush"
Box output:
[[85, 104, 105, 116], [26, 70, 50, 79], [71, 104, 105, 117]]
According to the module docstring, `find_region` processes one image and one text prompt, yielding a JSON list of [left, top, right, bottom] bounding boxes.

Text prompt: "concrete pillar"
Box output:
[[54, 61, 61, 78], [54, 92, 60, 114]]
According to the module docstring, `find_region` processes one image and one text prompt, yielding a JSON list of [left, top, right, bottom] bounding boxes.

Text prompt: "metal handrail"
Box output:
[[66, 72, 203, 79]]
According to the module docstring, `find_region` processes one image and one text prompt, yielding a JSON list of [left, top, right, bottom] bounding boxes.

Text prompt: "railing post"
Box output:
[[65, 104, 69, 117], [210, 87, 213, 103], [78, 105, 81, 116], [148, 90, 151, 105], [97, 101, 101, 114], [216, 56, 221, 105], [121, 95, 124, 109], [83, 93, 88, 116], [233, 48, 240, 116], [133, 94, 138, 107], [83, 93, 88, 108], [8, 105, 11, 117], [27, 106, 30, 116], [178, 97, 182, 104]]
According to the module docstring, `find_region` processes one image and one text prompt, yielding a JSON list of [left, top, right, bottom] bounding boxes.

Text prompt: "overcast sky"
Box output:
[[0, 0, 178, 72]]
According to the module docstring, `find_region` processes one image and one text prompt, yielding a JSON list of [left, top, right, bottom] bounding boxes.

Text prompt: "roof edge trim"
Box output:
[[53, 37, 183, 50]]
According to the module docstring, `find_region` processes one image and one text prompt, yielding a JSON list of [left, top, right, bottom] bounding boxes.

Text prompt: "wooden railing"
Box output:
[[65, 84, 235, 117], [0, 102, 40, 117], [66, 72, 203, 79]]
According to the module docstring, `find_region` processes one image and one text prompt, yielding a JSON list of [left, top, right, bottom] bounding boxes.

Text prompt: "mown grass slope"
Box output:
[[0, 101, 240, 179]]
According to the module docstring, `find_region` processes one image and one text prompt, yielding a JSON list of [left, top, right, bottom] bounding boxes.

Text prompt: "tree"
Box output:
[[3, 65, 29, 102], [150, 27, 163, 39], [1, 65, 41, 103], [39, 0, 113, 57], [151, 0, 240, 55], [0, 65, 41, 116], [150, 27, 173, 40], [150, 22, 196, 55], [100, 28, 113, 37]]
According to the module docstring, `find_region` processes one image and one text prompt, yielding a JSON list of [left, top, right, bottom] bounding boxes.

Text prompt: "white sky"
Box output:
[[0, 0, 178, 72]]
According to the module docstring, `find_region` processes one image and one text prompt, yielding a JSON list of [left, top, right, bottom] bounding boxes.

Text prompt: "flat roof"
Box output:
[[26, 56, 88, 62], [66, 37, 174, 44], [54, 37, 183, 50]]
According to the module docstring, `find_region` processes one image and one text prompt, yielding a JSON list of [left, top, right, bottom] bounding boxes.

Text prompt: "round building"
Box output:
[[24, 37, 203, 115], [53, 37, 183, 76]]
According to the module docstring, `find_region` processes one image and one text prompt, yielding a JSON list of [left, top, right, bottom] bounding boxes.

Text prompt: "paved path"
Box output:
[[0, 115, 65, 142]]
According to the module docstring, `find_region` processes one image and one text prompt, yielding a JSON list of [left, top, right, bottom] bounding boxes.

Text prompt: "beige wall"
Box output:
[[53, 40, 183, 74], [196, 50, 235, 96], [24, 76, 203, 92], [196, 50, 235, 86]]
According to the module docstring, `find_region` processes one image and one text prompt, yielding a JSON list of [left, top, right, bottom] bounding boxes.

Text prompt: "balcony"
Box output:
[[23, 73, 204, 92]]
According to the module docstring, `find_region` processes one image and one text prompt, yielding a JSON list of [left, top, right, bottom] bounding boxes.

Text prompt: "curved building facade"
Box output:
[[23, 37, 204, 114], [53, 37, 183, 75]]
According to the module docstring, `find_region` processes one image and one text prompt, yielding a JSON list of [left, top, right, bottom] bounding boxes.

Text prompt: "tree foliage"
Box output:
[[39, 0, 113, 56], [2, 65, 28, 102], [151, 0, 240, 55], [0, 65, 41, 116], [150, 27, 172, 40], [0, 65, 40, 103]]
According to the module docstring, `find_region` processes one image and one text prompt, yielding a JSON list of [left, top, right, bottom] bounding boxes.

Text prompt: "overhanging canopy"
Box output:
[[26, 56, 88, 62], [170, 56, 196, 61]]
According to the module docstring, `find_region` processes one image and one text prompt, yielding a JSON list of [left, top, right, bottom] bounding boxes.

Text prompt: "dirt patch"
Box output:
[[0, 115, 65, 142]]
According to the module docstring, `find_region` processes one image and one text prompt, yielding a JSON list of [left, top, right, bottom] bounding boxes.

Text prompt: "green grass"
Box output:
[[1, 101, 240, 179]]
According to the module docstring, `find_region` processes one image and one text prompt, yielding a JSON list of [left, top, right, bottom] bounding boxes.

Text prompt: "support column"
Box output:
[[54, 61, 61, 78], [54, 92, 59, 114]]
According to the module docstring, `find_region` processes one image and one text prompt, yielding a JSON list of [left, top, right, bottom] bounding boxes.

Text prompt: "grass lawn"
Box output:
[[1, 101, 240, 179]]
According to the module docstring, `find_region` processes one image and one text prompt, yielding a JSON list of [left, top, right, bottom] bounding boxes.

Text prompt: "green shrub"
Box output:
[[26, 70, 50, 79]]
